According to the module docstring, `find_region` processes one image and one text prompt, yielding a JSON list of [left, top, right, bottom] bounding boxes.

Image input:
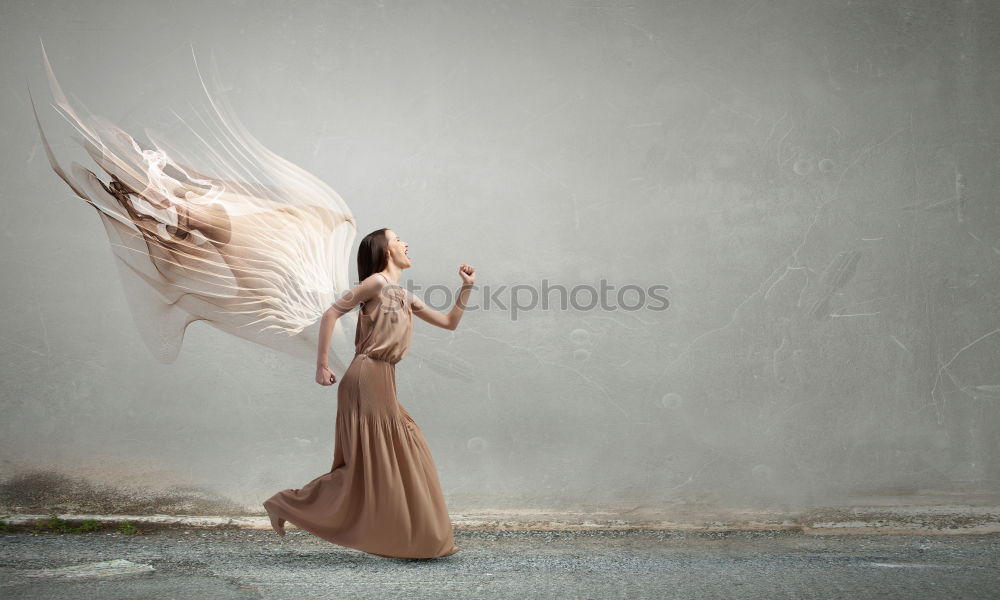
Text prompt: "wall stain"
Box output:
[[0, 470, 244, 516]]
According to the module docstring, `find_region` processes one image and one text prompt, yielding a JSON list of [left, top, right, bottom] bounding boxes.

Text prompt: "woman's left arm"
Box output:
[[411, 264, 476, 331]]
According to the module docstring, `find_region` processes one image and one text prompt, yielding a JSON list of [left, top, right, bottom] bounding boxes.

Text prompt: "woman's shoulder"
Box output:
[[362, 272, 388, 285], [360, 273, 392, 294], [357, 273, 389, 307]]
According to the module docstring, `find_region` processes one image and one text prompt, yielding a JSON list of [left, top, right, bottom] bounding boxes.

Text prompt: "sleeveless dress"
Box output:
[[263, 274, 461, 559]]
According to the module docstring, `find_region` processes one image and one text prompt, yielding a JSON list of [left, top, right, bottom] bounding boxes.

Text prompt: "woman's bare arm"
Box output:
[[411, 264, 476, 331], [315, 275, 384, 385]]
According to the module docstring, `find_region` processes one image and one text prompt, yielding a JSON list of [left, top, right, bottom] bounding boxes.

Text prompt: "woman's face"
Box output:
[[385, 229, 411, 269]]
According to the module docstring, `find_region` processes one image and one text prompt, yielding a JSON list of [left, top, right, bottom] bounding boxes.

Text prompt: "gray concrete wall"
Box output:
[[1, 0, 998, 517]]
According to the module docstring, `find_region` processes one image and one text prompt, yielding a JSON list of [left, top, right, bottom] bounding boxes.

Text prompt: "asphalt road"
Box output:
[[1, 529, 998, 599]]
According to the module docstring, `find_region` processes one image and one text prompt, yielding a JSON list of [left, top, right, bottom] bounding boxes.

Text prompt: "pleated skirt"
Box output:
[[264, 353, 461, 559]]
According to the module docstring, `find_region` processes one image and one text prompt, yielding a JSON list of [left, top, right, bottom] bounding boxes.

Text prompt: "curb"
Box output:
[[3, 507, 998, 535]]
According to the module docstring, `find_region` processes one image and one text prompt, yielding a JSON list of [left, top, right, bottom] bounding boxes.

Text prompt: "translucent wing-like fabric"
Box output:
[[31, 43, 358, 372]]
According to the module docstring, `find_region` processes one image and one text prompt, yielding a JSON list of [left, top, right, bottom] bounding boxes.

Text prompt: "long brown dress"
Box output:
[[263, 274, 461, 559]]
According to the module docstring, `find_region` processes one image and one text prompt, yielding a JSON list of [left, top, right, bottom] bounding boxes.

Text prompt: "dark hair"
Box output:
[[357, 227, 390, 283]]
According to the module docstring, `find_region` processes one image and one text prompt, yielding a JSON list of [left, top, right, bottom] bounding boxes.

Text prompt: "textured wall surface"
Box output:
[[1, 0, 998, 515]]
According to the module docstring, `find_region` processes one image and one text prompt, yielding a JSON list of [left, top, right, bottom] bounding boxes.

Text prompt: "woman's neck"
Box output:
[[379, 266, 401, 285]]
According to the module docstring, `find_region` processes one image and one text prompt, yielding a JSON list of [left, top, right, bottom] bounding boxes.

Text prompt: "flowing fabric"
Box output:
[[264, 275, 461, 559], [31, 42, 359, 372]]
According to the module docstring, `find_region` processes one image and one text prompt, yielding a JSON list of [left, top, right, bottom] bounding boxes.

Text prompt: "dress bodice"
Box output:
[[354, 275, 413, 364]]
